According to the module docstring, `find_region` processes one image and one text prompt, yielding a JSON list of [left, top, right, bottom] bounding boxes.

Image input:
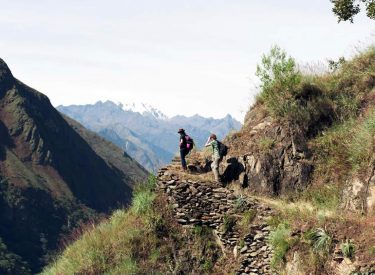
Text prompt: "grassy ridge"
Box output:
[[41, 175, 225, 275]]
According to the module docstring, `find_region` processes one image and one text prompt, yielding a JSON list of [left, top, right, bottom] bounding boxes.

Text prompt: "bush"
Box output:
[[268, 223, 291, 268], [256, 45, 302, 121]]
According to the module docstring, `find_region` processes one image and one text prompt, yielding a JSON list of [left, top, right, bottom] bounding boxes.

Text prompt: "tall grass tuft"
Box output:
[[341, 239, 355, 259], [268, 223, 291, 268], [307, 228, 332, 254]]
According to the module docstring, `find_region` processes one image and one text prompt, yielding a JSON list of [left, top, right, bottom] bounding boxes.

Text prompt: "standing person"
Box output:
[[205, 133, 221, 183], [178, 128, 188, 171]]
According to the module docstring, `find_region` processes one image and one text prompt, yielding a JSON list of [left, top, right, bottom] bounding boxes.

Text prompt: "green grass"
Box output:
[[268, 223, 292, 268], [131, 189, 155, 215], [258, 137, 275, 151], [255, 45, 375, 134], [369, 246, 375, 256], [41, 175, 161, 275], [300, 184, 340, 211], [348, 109, 375, 172], [313, 108, 375, 181], [41, 175, 224, 275], [239, 209, 257, 231]]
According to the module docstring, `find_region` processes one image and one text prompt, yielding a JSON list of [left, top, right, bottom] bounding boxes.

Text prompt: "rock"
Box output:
[[250, 251, 259, 257], [240, 245, 248, 254], [233, 245, 239, 259], [254, 233, 264, 240], [166, 179, 176, 184]]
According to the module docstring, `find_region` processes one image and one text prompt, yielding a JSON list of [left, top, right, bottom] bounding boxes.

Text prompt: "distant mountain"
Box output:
[[0, 59, 148, 274], [57, 101, 242, 171]]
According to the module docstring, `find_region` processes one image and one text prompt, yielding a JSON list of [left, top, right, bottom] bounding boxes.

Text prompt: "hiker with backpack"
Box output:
[[205, 133, 227, 184], [178, 128, 194, 171]]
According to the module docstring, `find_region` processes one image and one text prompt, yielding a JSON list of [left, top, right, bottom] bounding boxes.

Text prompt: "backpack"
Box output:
[[217, 141, 228, 159], [185, 135, 194, 152]]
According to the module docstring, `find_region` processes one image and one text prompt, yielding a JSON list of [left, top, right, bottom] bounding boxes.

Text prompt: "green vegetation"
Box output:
[[234, 195, 248, 212], [222, 214, 236, 234], [331, 0, 375, 22], [258, 137, 275, 151], [42, 175, 162, 275], [0, 238, 31, 275], [191, 225, 222, 274], [240, 210, 257, 228], [256, 45, 303, 123], [341, 239, 355, 258], [42, 175, 223, 275], [300, 184, 340, 211], [268, 223, 292, 268], [256, 45, 375, 186], [307, 228, 332, 254]]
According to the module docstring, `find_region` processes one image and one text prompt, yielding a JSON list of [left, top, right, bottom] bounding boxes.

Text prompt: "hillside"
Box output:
[[42, 46, 375, 275], [0, 59, 148, 274], [57, 101, 242, 172]]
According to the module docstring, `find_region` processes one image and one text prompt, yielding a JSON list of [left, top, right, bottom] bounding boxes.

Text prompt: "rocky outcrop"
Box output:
[[157, 164, 277, 275], [199, 106, 314, 195]]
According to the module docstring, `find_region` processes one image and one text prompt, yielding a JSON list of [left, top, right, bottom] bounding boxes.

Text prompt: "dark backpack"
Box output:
[[185, 135, 194, 152], [217, 141, 228, 159]]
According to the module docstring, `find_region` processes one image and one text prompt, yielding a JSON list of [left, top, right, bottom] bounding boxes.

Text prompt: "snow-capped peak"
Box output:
[[119, 102, 169, 120]]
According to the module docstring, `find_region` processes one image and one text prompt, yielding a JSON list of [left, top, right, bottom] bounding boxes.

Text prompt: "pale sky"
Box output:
[[1, 0, 374, 122]]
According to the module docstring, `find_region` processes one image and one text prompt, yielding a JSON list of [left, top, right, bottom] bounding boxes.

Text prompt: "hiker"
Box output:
[[178, 128, 189, 171], [205, 133, 221, 183]]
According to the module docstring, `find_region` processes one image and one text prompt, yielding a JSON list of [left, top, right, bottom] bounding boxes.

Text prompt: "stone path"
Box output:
[[157, 165, 277, 275]]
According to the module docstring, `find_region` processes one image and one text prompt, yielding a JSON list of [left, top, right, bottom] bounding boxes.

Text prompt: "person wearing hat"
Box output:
[[178, 128, 188, 171], [205, 133, 221, 183]]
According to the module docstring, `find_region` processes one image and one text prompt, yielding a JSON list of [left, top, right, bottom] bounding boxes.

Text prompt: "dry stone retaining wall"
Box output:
[[157, 165, 277, 275]]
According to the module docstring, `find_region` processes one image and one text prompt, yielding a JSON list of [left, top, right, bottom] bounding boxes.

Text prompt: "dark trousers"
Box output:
[[180, 148, 188, 169]]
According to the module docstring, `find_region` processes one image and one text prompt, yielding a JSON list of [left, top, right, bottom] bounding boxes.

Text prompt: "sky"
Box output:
[[0, 0, 374, 122]]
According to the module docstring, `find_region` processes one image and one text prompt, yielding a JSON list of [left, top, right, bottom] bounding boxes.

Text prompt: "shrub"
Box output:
[[268, 223, 291, 268], [256, 45, 302, 120], [341, 239, 355, 258]]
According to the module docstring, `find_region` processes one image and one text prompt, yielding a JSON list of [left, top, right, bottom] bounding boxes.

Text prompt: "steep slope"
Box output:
[[41, 46, 375, 275], [57, 101, 242, 172], [0, 59, 148, 273]]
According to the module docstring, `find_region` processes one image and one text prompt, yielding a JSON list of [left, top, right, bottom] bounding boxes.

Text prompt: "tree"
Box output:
[[331, 0, 375, 22]]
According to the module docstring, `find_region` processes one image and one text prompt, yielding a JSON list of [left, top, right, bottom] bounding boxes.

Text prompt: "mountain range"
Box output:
[[57, 101, 242, 172], [0, 59, 148, 274]]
